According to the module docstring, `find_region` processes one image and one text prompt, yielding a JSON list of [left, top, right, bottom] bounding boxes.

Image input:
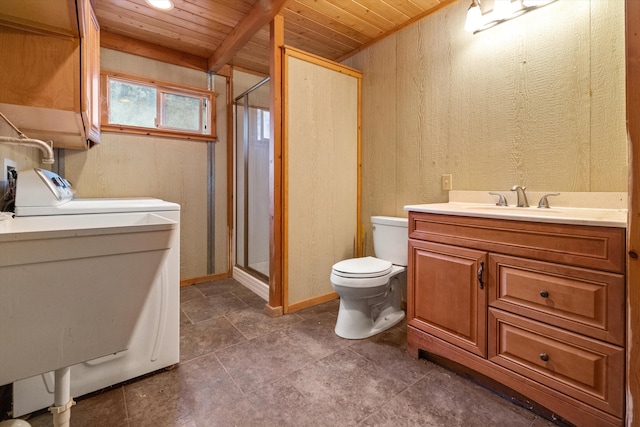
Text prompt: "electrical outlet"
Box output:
[[3, 158, 16, 181], [442, 174, 452, 191]]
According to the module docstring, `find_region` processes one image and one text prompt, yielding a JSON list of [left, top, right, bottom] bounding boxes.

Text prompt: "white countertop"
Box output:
[[404, 191, 627, 228]]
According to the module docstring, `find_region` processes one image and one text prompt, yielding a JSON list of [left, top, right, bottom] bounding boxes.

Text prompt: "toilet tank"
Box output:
[[371, 216, 408, 266]]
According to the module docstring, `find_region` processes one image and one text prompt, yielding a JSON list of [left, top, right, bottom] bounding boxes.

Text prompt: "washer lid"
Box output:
[[332, 256, 392, 278]]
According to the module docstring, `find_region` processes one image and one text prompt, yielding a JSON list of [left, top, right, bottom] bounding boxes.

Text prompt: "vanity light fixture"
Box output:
[[464, 0, 484, 32], [464, 0, 558, 34], [145, 0, 174, 11]]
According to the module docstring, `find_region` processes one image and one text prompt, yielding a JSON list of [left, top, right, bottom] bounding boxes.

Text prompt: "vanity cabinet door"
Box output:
[[408, 239, 488, 357]]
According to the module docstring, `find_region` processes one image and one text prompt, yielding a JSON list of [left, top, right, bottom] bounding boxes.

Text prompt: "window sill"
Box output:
[[101, 124, 217, 142]]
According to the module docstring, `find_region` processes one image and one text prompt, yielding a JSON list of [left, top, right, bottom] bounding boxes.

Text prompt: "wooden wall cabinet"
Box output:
[[0, 0, 100, 149], [407, 211, 626, 427]]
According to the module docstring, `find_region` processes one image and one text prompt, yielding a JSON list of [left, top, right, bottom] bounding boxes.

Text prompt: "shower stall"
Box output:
[[234, 78, 270, 284]]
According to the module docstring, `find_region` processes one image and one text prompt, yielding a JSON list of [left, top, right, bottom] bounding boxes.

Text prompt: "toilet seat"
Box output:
[[331, 256, 392, 278]]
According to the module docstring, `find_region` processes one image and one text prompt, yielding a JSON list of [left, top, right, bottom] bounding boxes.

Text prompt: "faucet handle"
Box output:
[[538, 193, 560, 209], [489, 192, 508, 206]]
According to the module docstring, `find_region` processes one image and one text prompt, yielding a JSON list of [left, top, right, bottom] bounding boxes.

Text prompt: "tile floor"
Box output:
[[26, 278, 559, 427]]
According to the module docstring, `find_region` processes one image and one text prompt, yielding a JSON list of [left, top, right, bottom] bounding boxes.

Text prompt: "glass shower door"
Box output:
[[235, 78, 270, 281]]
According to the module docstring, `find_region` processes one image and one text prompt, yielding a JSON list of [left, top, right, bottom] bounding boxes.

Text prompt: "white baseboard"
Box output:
[[233, 266, 269, 301]]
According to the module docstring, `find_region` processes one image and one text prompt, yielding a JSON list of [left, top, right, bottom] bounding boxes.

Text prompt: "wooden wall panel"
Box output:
[[64, 134, 209, 279], [589, 0, 627, 192], [348, 0, 627, 251], [65, 49, 210, 280], [343, 34, 397, 258], [285, 54, 360, 308]]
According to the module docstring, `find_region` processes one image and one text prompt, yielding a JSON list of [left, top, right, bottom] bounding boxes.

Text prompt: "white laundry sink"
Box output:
[[0, 212, 177, 386]]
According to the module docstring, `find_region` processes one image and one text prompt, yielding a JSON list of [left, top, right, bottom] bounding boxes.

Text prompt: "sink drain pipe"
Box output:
[[0, 367, 75, 427], [48, 367, 75, 427]]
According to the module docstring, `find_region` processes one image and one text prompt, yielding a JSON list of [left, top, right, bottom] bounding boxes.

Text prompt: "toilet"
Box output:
[[330, 216, 408, 339]]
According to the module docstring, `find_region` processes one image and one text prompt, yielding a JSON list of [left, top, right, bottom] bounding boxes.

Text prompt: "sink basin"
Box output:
[[404, 202, 627, 227], [0, 212, 177, 386], [461, 205, 566, 214]]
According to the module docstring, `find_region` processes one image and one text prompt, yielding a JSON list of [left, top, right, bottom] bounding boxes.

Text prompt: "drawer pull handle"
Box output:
[[540, 353, 549, 362], [539, 290, 549, 298]]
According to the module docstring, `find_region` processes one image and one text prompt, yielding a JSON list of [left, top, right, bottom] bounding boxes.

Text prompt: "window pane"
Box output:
[[109, 80, 156, 127], [162, 93, 201, 131]]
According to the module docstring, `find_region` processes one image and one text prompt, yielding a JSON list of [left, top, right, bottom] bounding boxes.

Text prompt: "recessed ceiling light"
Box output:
[[145, 0, 174, 11]]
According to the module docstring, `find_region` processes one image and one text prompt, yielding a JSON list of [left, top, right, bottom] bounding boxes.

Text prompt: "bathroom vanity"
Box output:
[[405, 199, 627, 427]]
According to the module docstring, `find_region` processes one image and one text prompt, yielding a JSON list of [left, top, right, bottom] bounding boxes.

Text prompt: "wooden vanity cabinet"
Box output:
[[0, 0, 100, 149], [407, 211, 626, 427]]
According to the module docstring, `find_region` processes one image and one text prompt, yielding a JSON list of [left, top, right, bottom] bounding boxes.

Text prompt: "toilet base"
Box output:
[[334, 297, 405, 339]]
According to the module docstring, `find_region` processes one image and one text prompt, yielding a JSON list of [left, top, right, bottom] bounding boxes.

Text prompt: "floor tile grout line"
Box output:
[[354, 383, 414, 426], [180, 294, 253, 326], [217, 318, 352, 399], [211, 351, 248, 399], [181, 307, 196, 325], [23, 281, 558, 427], [120, 385, 131, 426], [223, 313, 253, 341]]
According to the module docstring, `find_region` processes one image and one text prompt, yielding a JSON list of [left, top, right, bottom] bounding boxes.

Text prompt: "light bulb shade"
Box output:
[[145, 0, 174, 10], [493, 0, 520, 19], [464, 2, 483, 32]]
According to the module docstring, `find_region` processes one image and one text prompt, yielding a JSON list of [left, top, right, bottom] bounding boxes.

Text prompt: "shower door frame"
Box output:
[[234, 77, 271, 283]]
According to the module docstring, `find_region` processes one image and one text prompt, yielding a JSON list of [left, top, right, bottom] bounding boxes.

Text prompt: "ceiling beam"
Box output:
[[207, 0, 289, 73]]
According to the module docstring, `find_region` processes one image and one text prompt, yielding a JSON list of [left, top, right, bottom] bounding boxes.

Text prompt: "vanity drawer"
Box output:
[[489, 309, 624, 418], [408, 212, 625, 273], [488, 254, 625, 345]]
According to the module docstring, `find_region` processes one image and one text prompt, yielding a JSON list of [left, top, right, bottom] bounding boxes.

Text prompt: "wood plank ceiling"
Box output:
[[95, 0, 457, 75]]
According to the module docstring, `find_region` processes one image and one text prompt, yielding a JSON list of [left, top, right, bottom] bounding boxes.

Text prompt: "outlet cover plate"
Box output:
[[442, 174, 452, 191]]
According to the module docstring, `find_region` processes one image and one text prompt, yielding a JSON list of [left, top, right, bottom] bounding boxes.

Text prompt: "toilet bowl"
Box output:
[[330, 216, 408, 339]]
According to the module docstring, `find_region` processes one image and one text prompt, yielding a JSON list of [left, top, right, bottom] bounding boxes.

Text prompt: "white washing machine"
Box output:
[[10, 168, 180, 417]]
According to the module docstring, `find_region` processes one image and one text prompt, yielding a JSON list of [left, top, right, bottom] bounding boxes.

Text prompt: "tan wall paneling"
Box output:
[[589, 0, 627, 191], [100, 48, 207, 89], [342, 34, 398, 258], [64, 133, 208, 280], [284, 51, 361, 308], [65, 49, 210, 280], [346, 0, 627, 250]]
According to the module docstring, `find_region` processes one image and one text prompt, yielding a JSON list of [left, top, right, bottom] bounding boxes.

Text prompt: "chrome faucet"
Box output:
[[511, 185, 529, 207], [489, 192, 508, 206], [538, 193, 560, 208]]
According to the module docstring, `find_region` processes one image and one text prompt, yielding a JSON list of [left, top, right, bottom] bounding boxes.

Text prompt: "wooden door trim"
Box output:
[[626, 0, 640, 424]]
